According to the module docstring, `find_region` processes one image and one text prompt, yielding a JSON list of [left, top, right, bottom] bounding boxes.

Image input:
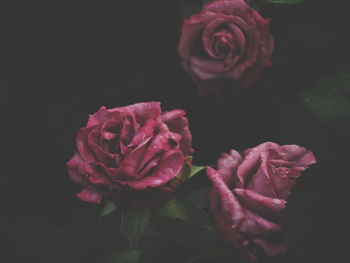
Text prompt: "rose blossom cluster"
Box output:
[[67, 102, 316, 261], [66, 1, 317, 262]]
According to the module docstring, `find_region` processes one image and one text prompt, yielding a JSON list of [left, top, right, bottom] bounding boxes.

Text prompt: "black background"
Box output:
[[1, 0, 350, 262]]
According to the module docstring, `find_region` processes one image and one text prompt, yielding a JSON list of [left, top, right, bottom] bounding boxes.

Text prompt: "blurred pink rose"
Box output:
[[178, 0, 274, 95], [67, 102, 193, 209], [207, 142, 316, 261]]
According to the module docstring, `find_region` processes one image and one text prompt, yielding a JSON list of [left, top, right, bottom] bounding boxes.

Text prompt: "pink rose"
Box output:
[[67, 102, 194, 209], [206, 142, 316, 261], [178, 0, 274, 95]]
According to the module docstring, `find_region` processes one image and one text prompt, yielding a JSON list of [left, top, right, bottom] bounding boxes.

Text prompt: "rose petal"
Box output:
[[87, 128, 116, 165], [204, 0, 249, 15], [238, 210, 282, 236], [138, 130, 181, 170], [67, 154, 91, 186], [236, 148, 261, 186], [128, 119, 158, 149], [209, 185, 243, 249], [119, 114, 140, 154], [161, 110, 194, 155], [97, 162, 135, 181], [68, 153, 110, 185], [278, 144, 317, 166], [118, 143, 148, 174], [207, 167, 243, 224], [121, 150, 184, 190], [178, 14, 205, 61], [86, 106, 122, 128], [190, 59, 220, 81], [200, 14, 248, 73], [190, 56, 231, 78], [98, 155, 161, 182], [76, 127, 96, 163], [101, 120, 121, 140], [117, 102, 161, 125], [234, 188, 286, 220], [76, 189, 103, 204], [266, 162, 301, 200], [217, 149, 242, 184]]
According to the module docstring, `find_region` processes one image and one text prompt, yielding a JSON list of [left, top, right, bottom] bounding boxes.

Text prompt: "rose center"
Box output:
[[102, 120, 121, 140], [269, 162, 293, 178], [100, 120, 122, 154], [213, 32, 234, 57]]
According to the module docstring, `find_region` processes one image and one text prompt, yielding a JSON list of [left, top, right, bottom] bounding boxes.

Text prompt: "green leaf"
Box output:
[[301, 72, 350, 132], [105, 249, 140, 263], [120, 209, 150, 248], [157, 199, 190, 223], [96, 208, 123, 250], [182, 187, 210, 209], [158, 187, 220, 252], [176, 156, 206, 182], [190, 165, 206, 178], [99, 202, 117, 221], [265, 0, 306, 4]]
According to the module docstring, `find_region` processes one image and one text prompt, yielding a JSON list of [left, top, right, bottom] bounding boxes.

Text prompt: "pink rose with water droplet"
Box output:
[[207, 142, 316, 261], [67, 102, 194, 209], [178, 0, 274, 95]]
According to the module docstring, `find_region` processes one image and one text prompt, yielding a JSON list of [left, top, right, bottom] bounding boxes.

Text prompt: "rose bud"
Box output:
[[178, 0, 274, 95], [206, 142, 316, 261], [67, 102, 194, 209]]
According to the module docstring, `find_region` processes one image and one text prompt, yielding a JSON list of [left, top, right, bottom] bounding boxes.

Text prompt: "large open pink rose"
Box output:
[[67, 102, 194, 209], [178, 0, 274, 95], [207, 142, 316, 261]]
